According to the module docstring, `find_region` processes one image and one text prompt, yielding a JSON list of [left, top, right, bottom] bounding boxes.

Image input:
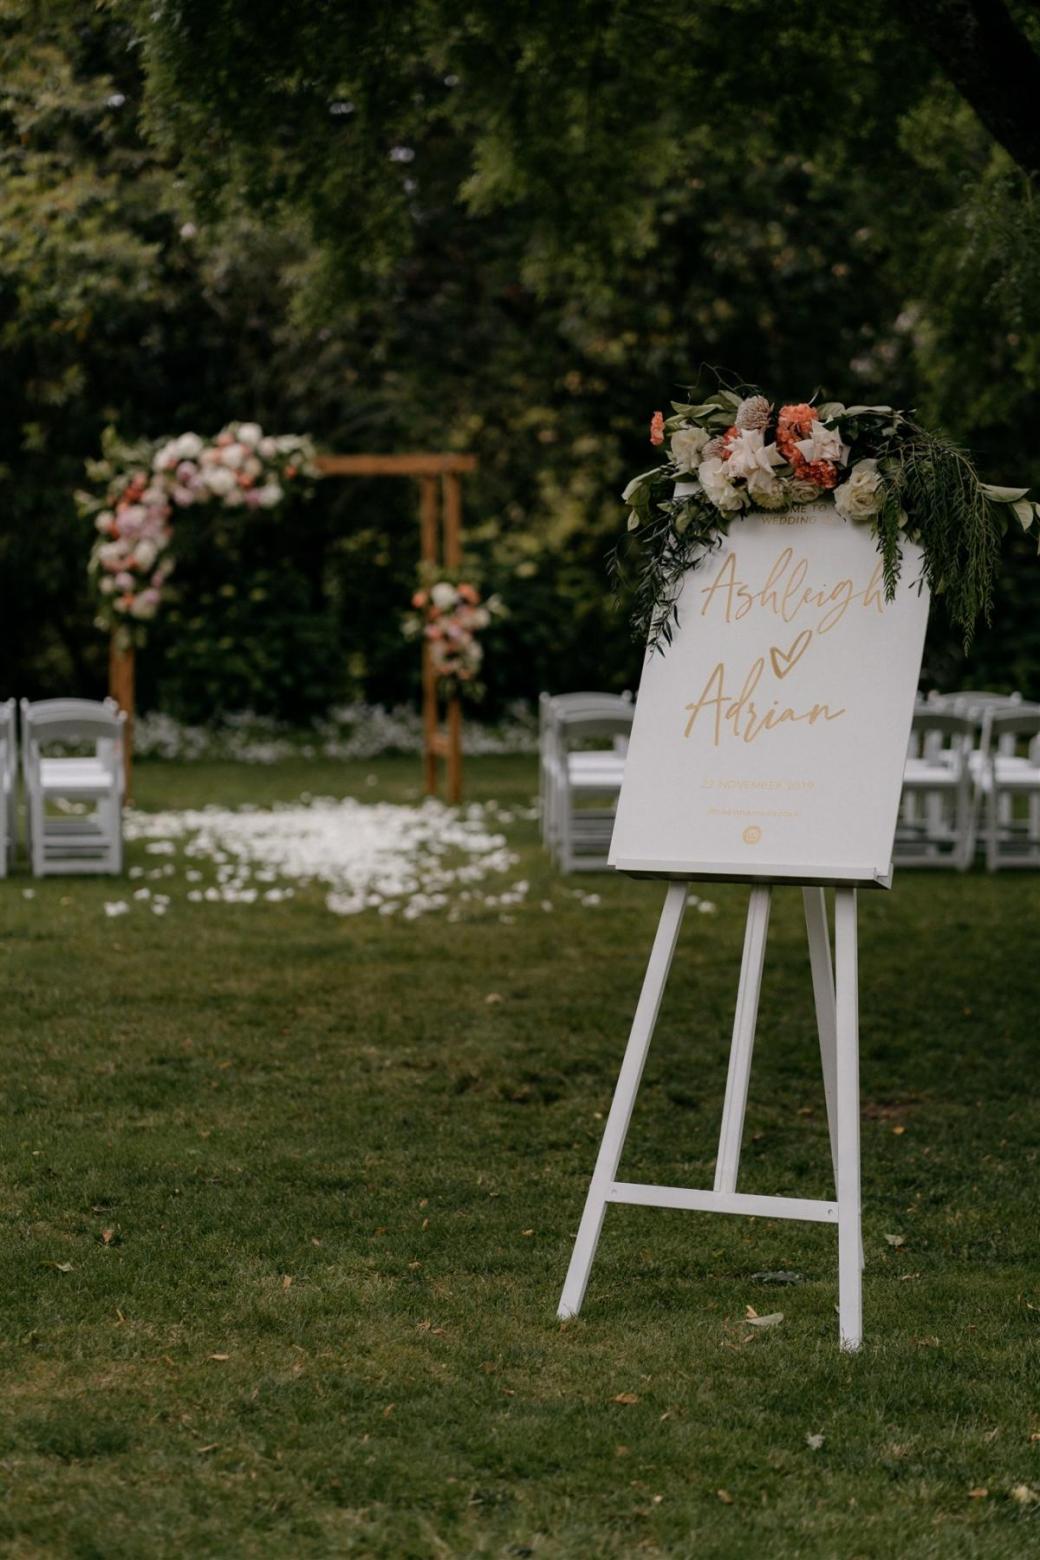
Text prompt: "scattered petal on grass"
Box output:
[[806, 1432, 825, 1450], [104, 900, 129, 917], [884, 1233, 905, 1248], [698, 901, 718, 914], [21, 888, 35, 900], [208, 1353, 230, 1362], [968, 1487, 989, 1499], [716, 1489, 734, 1504], [44, 1261, 74, 1273], [1011, 1484, 1040, 1505], [612, 1392, 639, 1405]]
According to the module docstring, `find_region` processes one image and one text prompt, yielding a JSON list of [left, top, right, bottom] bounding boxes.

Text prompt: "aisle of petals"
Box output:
[[114, 797, 528, 920]]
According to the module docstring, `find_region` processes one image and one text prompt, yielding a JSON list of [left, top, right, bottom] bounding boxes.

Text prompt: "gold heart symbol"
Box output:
[[769, 629, 813, 679]]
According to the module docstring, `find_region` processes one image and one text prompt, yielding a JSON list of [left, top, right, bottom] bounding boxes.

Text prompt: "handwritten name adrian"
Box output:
[[682, 546, 885, 746]]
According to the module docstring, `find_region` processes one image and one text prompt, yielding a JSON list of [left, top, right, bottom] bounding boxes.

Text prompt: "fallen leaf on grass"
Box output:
[[612, 1392, 639, 1405], [282, 1275, 293, 1290], [745, 1308, 784, 1329], [485, 993, 503, 1005], [884, 1233, 905, 1249], [196, 1443, 219, 1455], [716, 1489, 734, 1504], [383, 1403, 395, 1418], [43, 1261, 73, 1273], [806, 1433, 825, 1450], [1011, 1484, 1040, 1506], [208, 1353, 230, 1362], [968, 1487, 988, 1500], [101, 1229, 116, 1246]]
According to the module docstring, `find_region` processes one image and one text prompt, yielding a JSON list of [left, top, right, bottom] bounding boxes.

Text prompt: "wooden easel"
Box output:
[[558, 879, 864, 1351], [108, 451, 477, 806]]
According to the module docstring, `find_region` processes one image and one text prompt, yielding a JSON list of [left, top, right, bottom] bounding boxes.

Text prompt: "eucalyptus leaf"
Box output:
[[818, 401, 846, 419], [844, 404, 893, 416], [979, 483, 1029, 503], [1012, 499, 1034, 531]]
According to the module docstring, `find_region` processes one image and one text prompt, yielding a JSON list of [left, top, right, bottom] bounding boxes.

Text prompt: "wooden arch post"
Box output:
[[315, 452, 476, 803], [107, 452, 476, 806]]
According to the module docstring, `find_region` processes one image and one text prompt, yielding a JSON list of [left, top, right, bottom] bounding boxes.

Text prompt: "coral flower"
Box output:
[[411, 590, 428, 608], [649, 410, 665, 446], [457, 583, 479, 604]]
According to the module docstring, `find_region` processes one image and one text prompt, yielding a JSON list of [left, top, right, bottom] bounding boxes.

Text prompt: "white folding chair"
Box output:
[[1, 698, 16, 875], [895, 711, 975, 869], [552, 709, 633, 873], [982, 708, 1040, 871], [541, 693, 632, 862], [21, 698, 125, 876]]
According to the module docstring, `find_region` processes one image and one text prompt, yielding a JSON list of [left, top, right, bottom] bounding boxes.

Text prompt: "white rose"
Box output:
[[833, 458, 883, 522], [788, 478, 823, 504], [258, 436, 277, 459], [724, 428, 784, 483], [220, 443, 246, 470], [431, 581, 457, 610], [98, 576, 116, 595], [794, 422, 849, 467], [236, 422, 263, 446], [153, 442, 179, 471], [134, 539, 158, 571], [670, 426, 708, 473], [697, 456, 746, 514], [256, 483, 283, 508], [203, 465, 237, 496], [95, 512, 113, 533], [746, 468, 787, 509], [175, 432, 203, 460]]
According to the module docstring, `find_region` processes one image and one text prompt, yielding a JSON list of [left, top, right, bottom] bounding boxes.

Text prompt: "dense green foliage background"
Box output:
[[2, 1, 1040, 718]]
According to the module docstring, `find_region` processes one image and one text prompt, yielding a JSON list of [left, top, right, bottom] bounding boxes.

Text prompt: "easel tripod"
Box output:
[[558, 880, 864, 1351]]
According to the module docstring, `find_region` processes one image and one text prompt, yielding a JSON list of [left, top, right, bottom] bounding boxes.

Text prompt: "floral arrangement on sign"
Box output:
[[78, 422, 320, 644], [618, 386, 1039, 650], [403, 575, 505, 698]]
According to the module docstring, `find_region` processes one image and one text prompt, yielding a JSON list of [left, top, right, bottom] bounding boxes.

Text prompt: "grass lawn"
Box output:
[[2, 754, 1039, 1558]]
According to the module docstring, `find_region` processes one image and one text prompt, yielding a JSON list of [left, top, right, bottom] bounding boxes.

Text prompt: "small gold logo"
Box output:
[[742, 825, 762, 845]]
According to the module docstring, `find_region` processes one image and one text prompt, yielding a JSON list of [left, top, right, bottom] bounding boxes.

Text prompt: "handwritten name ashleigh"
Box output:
[[682, 546, 885, 746]]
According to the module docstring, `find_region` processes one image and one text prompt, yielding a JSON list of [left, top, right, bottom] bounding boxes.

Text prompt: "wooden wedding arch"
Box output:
[[109, 451, 477, 803]]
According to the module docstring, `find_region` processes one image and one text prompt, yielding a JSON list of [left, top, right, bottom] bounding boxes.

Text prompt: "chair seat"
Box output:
[[902, 759, 963, 789], [39, 758, 119, 799]]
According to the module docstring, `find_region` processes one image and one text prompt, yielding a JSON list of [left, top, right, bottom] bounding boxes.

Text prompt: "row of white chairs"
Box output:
[[539, 692, 633, 872], [0, 698, 126, 877], [539, 686, 1040, 875], [896, 691, 1040, 871]]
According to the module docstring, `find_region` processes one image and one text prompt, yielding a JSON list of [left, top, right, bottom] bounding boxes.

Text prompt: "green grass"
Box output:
[[2, 754, 1039, 1558]]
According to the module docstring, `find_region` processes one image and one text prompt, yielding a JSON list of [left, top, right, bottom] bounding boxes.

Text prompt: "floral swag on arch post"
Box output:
[[78, 422, 321, 647], [619, 387, 1039, 651]]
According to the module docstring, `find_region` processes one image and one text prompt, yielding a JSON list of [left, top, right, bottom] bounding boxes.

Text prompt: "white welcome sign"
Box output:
[[610, 503, 930, 887]]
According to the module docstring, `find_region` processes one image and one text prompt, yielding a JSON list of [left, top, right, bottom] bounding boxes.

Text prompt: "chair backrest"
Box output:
[[949, 690, 1022, 721], [1, 697, 14, 760], [987, 708, 1040, 744], [21, 698, 125, 749], [909, 710, 976, 762], [558, 712, 635, 750]]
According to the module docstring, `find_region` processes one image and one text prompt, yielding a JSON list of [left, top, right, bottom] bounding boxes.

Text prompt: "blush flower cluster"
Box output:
[[80, 423, 319, 642], [403, 579, 505, 697]]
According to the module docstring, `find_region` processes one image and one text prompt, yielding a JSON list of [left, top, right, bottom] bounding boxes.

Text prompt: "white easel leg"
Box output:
[[834, 887, 862, 1352], [802, 887, 838, 1190], [713, 885, 772, 1194], [557, 880, 688, 1319]]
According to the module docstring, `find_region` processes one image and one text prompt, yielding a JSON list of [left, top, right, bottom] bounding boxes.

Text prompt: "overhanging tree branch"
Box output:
[[900, 0, 1040, 177]]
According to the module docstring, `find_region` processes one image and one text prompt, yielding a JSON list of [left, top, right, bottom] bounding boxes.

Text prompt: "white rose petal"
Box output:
[[670, 426, 709, 474], [236, 422, 263, 446], [794, 423, 850, 468], [834, 459, 883, 522]]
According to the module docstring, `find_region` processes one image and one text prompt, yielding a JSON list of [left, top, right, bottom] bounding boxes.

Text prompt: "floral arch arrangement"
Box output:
[[78, 422, 321, 646], [403, 572, 505, 700], [619, 387, 1039, 650]]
